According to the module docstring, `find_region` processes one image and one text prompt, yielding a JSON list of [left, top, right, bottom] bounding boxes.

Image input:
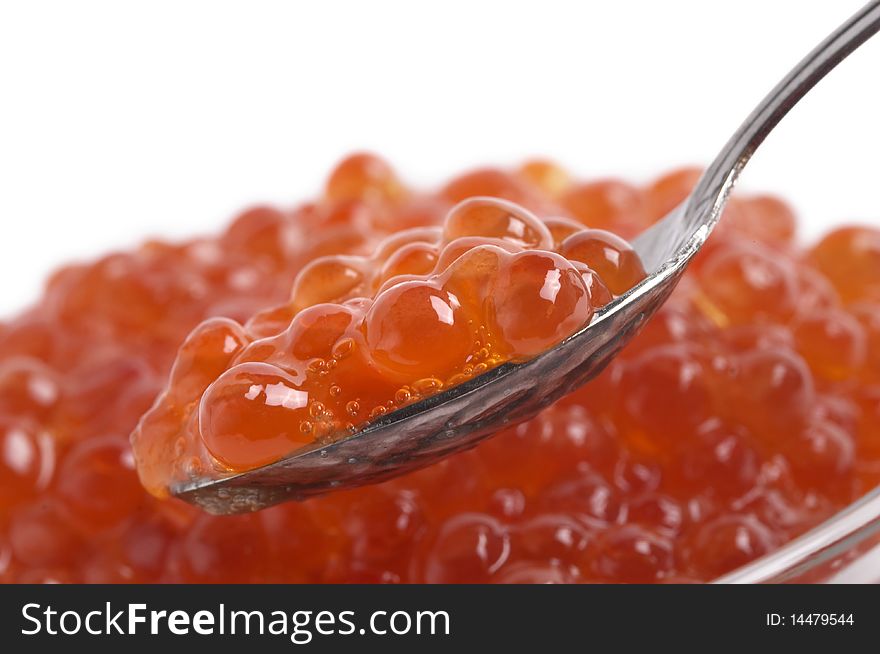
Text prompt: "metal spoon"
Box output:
[[176, 1, 880, 514]]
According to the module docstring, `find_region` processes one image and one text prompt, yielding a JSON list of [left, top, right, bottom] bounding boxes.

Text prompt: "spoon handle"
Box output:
[[635, 1, 880, 274]]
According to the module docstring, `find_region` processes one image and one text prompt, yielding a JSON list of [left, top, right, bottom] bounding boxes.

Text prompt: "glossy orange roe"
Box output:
[[0, 153, 878, 584], [132, 195, 644, 491]]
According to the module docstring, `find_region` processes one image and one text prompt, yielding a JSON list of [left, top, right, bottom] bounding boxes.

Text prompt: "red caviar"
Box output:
[[132, 195, 642, 489], [0, 153, 878, 584]]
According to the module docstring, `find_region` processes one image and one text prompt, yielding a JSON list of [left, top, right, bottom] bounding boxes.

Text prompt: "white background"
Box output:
[[1, 0, 878, 316]]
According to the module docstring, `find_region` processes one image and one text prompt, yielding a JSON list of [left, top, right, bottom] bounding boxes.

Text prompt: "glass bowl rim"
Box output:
[[713, 484, 880, 583]]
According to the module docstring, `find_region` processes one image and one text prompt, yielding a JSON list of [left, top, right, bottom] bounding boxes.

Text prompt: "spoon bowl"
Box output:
[[175, 1, 880, 514]]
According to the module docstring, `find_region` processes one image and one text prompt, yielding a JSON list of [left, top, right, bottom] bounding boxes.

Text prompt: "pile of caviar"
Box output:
[[1, 154, 879, 583], [132, 193, 646, 490]]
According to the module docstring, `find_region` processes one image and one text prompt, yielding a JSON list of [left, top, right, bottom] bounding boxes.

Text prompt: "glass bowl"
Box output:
[[716, 486, 880, 582]]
